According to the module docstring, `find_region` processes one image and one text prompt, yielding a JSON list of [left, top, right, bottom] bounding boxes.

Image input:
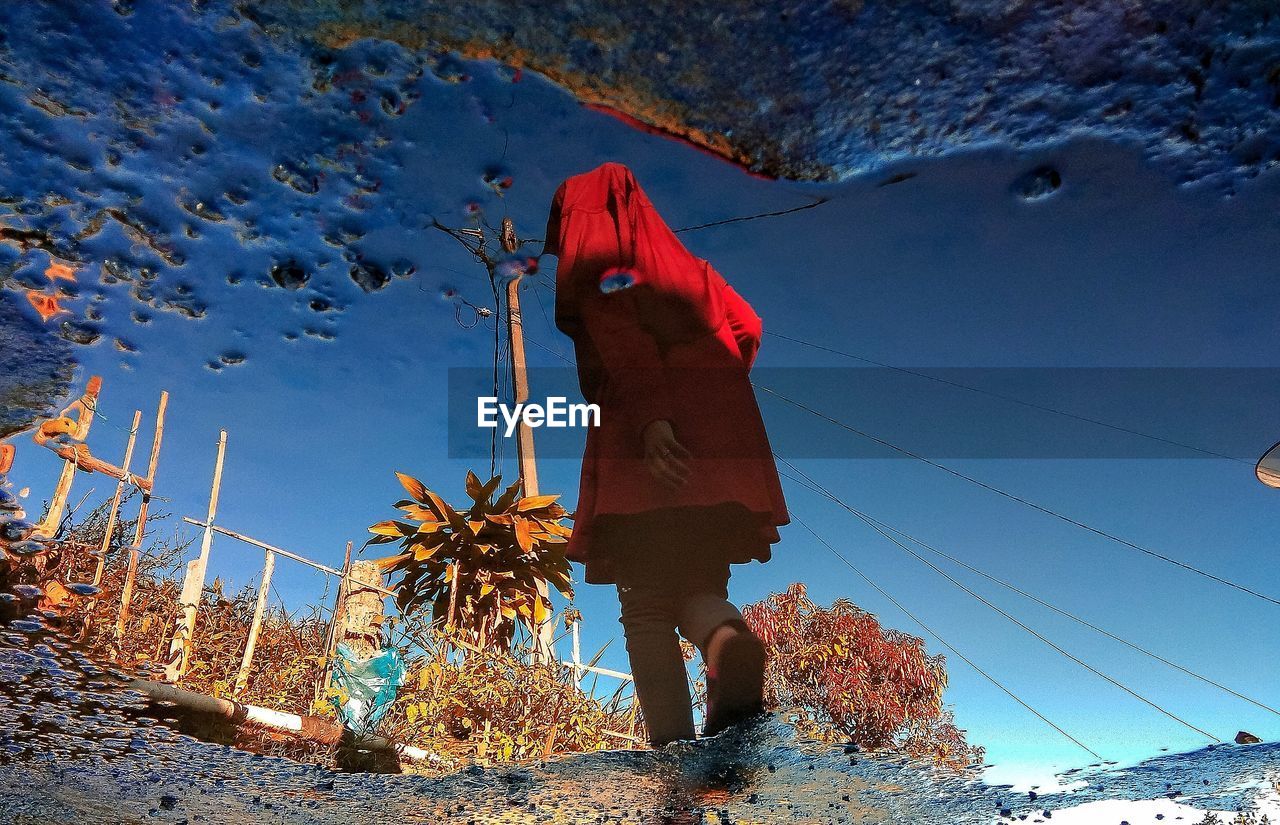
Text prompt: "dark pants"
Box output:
[[614, 555, 744, 746]]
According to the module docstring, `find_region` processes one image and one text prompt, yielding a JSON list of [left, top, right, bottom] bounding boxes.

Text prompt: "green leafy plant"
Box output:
[[368, 471, 574, 651]]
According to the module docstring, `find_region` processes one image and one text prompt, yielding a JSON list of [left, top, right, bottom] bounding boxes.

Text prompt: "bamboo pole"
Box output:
[[91, 410, 141, 587], [116, 390, 168, 640], [126, 676, 440, 763], [572, 618, 582, 687], [166, 429, 226, 681], [568, 619, 632, 682], [179, 519, 397, 597], [79, 410, 141, 642], [233, 548, 274, 695], [35, 376, 102, 538]]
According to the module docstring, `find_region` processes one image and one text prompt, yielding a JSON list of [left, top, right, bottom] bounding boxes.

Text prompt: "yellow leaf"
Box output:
[[399, 504, 438, 521], [45, 261, 76, 283], [514, 518, 534, 553], [395, 472, 428, 503], [369, 519, 408, 537], [371, 552, 410, 571], [424, 488, 455, 522], [516, 494, 560, 512]]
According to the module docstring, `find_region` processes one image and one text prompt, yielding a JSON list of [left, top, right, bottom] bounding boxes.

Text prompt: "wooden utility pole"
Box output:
[[166, 429, 226, 681], [35, 375, 102, 538], [232, 547, 274, 695], [116, 390, 168, 640], [502, 217, 555, 663]]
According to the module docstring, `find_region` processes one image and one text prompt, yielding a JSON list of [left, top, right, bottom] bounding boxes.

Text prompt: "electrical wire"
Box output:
[[754, 381, 1280, 608], [787, 510, 1103, 760], [779, 458, 1280, 718], [764, 330, 1249, 464], [673, 197, 831, 234], [779, 459, 1221, 742]]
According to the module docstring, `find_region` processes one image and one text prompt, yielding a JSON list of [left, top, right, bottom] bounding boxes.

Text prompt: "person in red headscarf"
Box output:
[[543, 162, 788, 745]]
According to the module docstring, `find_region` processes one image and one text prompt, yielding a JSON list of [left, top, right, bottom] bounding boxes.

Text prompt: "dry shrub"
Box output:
[[33, 498, 332, 716], [741, 582, 983, 768], [380, 614, 637, 769]]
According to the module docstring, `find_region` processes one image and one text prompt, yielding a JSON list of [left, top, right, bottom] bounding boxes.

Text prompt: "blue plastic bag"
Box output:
[[328, 642, 406, 735]]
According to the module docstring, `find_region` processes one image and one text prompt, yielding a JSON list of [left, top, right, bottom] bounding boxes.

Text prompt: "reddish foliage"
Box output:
[[741, 582, 982, 767]]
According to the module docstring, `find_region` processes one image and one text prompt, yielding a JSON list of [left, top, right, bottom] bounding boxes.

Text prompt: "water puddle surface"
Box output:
[[2, 2, 1279, 823]]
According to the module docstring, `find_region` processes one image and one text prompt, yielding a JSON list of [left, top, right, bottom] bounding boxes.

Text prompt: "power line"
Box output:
[[779, 458, 1223, 742], [754, 381, 1280, 608], [764, 330, 1249, 464], [861, 513, 1280, 719], [673, 197, 831, 234], [525, 334, 574, 366], [787, 511, 1103, 761]]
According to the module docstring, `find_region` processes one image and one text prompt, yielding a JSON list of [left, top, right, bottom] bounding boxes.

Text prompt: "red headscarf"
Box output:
[[545, 162, 725, 348]]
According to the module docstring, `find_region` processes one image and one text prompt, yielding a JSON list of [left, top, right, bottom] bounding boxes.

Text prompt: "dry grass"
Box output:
[[21, 497, 638, 771]]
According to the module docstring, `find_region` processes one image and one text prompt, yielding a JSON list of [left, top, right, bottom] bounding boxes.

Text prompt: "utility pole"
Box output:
[[433, 216, 559, 663], [502, 217, 555, 663]]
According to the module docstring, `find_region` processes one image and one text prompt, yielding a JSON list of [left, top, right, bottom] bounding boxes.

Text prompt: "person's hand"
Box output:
[[642, 420, 691, 490]]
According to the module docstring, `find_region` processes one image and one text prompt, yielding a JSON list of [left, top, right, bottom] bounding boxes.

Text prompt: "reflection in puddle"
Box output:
[[1, 1, 1279, 823]]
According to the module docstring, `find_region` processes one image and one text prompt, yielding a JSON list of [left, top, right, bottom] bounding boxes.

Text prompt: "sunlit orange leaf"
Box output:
[[45, 261, 76, 283], [26, 290, 66, 322], [516, 494, 560, 512], [395, 471, 428, 503]]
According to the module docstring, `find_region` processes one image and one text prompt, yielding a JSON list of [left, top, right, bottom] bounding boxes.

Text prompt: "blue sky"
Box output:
[[8, 54, 1280, 787]]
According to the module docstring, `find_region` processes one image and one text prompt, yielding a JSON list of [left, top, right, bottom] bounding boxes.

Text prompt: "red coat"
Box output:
[[544, 163, 788, 584]]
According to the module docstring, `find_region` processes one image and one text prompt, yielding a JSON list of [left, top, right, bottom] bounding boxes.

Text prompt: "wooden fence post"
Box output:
[[165, 429, 226, 681], [79, 409, 141, 641], [338, 560, 386, 662], [35, 375, 102, 538], [116, 390, 168, 640], [91, 410, 141, 588], [232, 548, 274, 695], [317, 541, 354, 702]]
